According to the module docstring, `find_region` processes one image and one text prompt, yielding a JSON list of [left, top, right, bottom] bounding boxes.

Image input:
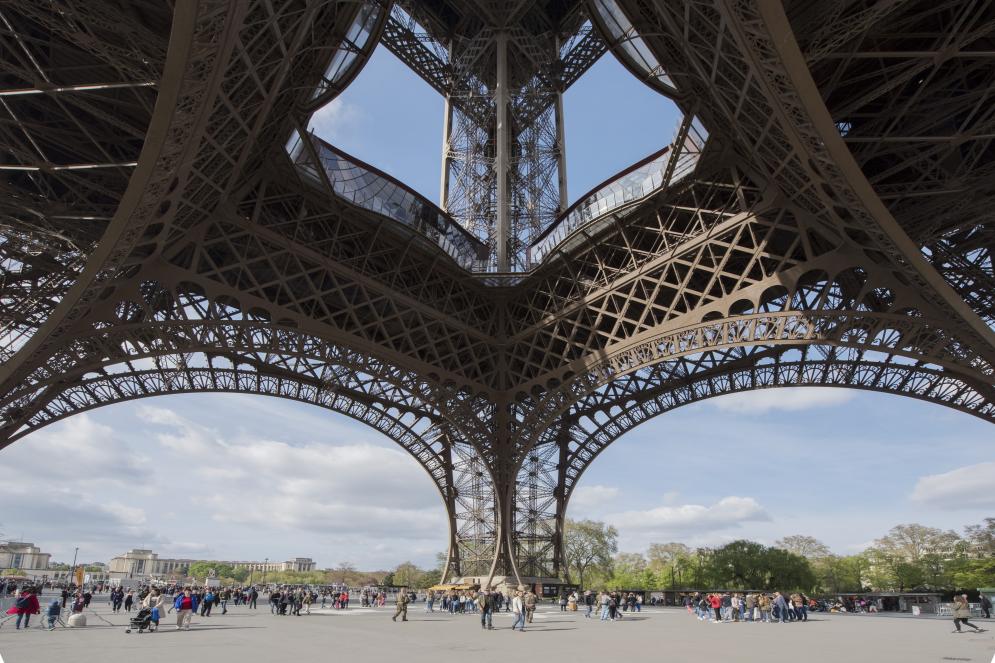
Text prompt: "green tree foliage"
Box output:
[[563, 519, 618, 589], [703, 540, 816, 591], [950, 557, 995, 589], [187, 561, 236, 580], [774, 535, 831, 560], [816, 554, 867, 594]]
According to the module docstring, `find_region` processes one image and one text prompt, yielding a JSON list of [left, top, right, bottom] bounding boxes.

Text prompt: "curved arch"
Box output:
[[3, 359, 503, 585], [515, 308, 994, 450], [557, 347, 995, 510]]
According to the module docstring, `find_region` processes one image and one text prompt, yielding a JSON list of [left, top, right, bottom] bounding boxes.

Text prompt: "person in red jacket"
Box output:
[[709, 593, 722, 623], [6, 586, 41, 629]]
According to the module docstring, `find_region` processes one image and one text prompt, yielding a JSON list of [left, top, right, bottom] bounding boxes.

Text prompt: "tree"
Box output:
[[950, 557, 995, 588], [610, 552, 652, 588], [187, 561, 235, 581], [774, 535, 831, 560], [965, 518, 995, 557], [330, 562, 357, 584], [563, 519, 618, 589], [874, 524, 961, 564], [647, 543, 691, 570], [705, 540, 815, 591], [646, 543, 696, 589], [818, 554, 866, 594], [392, 562, 425, 588]]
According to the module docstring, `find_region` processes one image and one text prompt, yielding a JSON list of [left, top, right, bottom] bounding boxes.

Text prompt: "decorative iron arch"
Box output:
[[3, 356, 502, 584], [509, 340, 995, 579], [554, 344, 994, 516]]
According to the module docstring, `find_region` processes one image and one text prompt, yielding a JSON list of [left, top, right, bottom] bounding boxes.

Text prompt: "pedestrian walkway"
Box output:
[[1, 597, 991, 663]]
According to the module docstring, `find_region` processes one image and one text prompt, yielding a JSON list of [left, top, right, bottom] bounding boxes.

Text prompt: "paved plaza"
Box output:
[[1, 595, 992, 663]]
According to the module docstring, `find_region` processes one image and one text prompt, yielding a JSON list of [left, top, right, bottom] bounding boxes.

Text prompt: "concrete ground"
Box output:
[[1, 596, 992, 663]]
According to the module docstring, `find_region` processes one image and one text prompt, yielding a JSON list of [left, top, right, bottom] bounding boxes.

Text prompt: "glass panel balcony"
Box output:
[[309, 3, 386, 106], [528, 116, 708, 265], [590, 0, 677, 96], [288, 131, 488, 270]]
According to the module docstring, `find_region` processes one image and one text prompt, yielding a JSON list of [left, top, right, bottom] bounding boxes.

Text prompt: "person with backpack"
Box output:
[[524, 588, 538, 623], [392, 586, 409, 622], [201, 588, 215, 616], [981, 594, 992, 619], [7, 587, 40, 629]]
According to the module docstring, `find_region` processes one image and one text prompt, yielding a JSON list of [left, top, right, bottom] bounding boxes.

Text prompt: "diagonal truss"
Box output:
[[0, 0, 993, 585]]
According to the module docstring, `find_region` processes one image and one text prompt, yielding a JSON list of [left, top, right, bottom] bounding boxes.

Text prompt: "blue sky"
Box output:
[[2, 45, 992, 571]]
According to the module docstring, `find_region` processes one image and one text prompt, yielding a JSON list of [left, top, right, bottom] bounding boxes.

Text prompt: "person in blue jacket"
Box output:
[[172, 587, 200, 630]]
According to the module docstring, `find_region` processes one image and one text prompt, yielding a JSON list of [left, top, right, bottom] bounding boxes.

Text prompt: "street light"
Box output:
[[262, 558, 268, 585]]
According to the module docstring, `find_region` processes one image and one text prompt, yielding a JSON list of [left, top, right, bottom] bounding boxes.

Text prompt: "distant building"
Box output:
[[108, 549, 316, 579], [108, 549, 194, 579], [230, 558, 317, 573], [0, 542, 52, 578]]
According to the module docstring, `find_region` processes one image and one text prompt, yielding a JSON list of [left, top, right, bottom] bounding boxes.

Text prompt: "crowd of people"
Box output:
[[685, 591, 812, 623], [3, 578, 990, 637]]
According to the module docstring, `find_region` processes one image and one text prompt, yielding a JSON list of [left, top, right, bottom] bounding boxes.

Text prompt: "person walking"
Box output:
[[511, 590, 526, 632], [392, 587, 409, 622], [201, 588, 215, 617], [143, 588, 166, 632], [773, 592, 789, 623], [124, 591, 134, 613], [248, 586, 258, 609], [952, 595, 986, 634], [7, 587, 40, 629], [477, 588, 494, 630], [584, 590, 594, 618], [980, 595, 992, 619], [524, 588, 537, 623], [172, 587, 199, 630]]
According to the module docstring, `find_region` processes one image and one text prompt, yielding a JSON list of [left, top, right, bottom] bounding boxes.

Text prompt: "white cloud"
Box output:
[[139, 406, 447, 538], [607, 496, 770, 536], [308, 98, 360, 142], [4, 414, 151, 483], [910, 462, 995, 509], [570, 484, 619, 510], [710, 387, 854, 414]]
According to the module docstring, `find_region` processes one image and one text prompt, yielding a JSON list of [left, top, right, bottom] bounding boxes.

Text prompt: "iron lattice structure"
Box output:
[[0, 0, 993, 584]]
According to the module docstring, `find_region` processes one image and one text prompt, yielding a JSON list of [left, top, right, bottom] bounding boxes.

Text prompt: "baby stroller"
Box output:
[[126, 607, 153, 634]]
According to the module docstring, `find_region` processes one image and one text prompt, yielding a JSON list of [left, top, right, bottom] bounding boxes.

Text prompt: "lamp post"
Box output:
[[262, 558, 268, 586], [70, 546, 79, 588]]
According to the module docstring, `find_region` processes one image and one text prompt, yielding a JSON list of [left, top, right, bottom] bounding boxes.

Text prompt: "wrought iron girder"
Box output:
[[604, 0, 995, 361], [3, 0, 995, 589], [784, 1, 995, 327]]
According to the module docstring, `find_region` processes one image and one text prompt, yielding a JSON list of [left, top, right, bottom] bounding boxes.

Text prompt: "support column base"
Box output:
[[453, 575, 566, 595]]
